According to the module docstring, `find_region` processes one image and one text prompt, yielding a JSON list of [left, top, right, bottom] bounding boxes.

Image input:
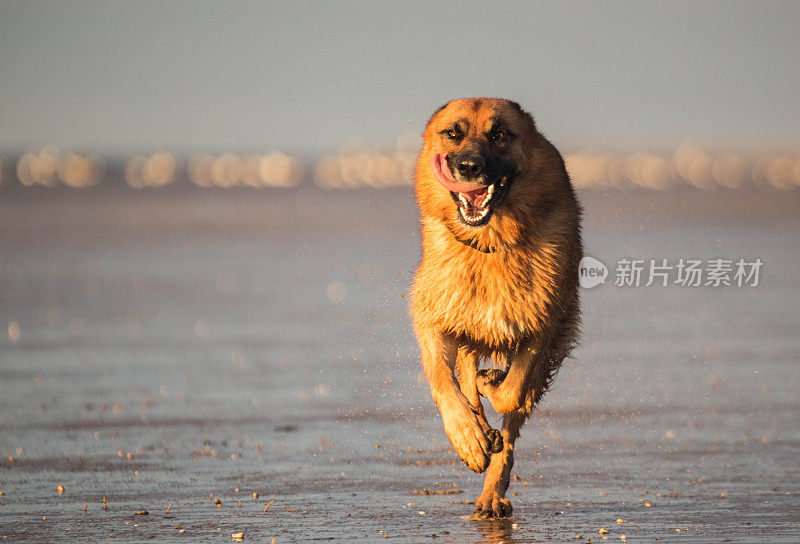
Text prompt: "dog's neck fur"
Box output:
[[440, 204, 531, 255], [444, 222, 497, 253]]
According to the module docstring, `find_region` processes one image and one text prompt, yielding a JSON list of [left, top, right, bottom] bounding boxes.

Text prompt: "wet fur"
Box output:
[[410, 98, 582, 518]]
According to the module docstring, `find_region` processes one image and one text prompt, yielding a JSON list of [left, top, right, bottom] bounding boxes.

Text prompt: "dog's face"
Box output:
[[419, 98, 538, 227]]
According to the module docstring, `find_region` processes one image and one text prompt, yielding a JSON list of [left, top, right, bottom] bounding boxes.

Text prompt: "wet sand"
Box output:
[[1, 186, 798, 542]]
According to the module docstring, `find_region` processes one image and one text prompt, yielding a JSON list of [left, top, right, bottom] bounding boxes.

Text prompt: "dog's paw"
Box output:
[[441, 403, 491, 473], [473, 492, 513, 519], [485, 427, 504, 454], [476, 368, 507, 397]]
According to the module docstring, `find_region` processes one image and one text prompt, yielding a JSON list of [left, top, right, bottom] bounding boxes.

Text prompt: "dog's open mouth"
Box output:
[[431, 153, 511, 227], [450, 177, 509, 226]]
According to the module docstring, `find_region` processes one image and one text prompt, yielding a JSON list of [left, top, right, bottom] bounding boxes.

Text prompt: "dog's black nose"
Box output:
[[456, 155, 485, 179]]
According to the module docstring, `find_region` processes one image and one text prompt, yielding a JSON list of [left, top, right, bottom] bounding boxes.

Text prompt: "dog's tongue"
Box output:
[[431, 153, 487, 205]]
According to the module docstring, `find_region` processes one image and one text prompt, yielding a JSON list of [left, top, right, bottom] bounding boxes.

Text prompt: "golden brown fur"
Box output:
[[411, 98, 582, 518]]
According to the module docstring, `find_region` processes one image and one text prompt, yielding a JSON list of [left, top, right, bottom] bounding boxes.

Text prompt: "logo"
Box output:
[[579, 256, 608, 288]]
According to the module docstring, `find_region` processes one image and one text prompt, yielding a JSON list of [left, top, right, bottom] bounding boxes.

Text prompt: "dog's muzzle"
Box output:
[[431, 153, 510, 227]]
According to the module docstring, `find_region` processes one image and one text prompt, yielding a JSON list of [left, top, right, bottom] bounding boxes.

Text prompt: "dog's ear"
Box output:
[[506, 100, 536, 131], [432, 101, 451, 117], [506, 100, 524, 114], [425, 101, 452, 129]]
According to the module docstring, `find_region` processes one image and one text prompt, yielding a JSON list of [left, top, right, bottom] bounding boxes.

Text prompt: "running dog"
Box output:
[[411, 97, 582, 518]]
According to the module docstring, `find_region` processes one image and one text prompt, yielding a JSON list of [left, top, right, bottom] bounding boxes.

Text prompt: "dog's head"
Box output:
[[416, 98, 543, 228]]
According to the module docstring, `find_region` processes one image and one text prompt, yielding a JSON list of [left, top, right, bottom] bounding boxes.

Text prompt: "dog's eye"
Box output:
[[440, 129, 461, 140], [491, 130, 507, 142]]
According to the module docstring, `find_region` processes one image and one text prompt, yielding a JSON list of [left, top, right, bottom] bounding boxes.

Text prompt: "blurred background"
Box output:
[[1, 2, 798, 543], [1, 1, 799, 189]]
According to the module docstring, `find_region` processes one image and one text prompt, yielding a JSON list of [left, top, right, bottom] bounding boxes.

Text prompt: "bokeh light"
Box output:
[[712, 153, 749, 189], [565, 153, 626, 189], [188, 154, 214, 187], [126, 152, 177, 188], [752, 154, 799, 191], [4, 145, 800, 192], [672, 144, 715, 190], [15, 147, 102, 188], [314, 145, 416, 190], [624, 153, 674, 191], [210, 154, 242, 188], [187, 152, 303, 188], [59, 153, 103, 188]]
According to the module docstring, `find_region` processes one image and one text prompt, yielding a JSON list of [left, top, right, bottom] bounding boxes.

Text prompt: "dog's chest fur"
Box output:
[[412, 222, 560, 348]]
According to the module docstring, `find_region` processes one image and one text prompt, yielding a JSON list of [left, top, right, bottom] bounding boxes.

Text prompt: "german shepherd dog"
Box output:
[[411, 98, 582, 518]]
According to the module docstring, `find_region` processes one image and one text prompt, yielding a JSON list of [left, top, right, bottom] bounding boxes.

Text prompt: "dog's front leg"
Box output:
[[456, 348, 504, 454], [417, 327, 492, 473], [474, 409, 528, 518]]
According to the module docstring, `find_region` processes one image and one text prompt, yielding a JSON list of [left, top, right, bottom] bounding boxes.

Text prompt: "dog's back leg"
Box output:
[[476, 344, 536, 413]]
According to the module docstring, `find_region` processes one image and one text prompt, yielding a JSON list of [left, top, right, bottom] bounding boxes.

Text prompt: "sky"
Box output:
[[1, 1, 799, 155]]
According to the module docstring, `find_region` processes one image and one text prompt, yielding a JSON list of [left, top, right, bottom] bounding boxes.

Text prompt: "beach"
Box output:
[[1, 185, 798, 542]]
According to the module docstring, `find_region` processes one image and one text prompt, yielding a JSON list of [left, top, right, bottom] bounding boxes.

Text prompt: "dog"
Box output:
[[411, 98, 582, 518]]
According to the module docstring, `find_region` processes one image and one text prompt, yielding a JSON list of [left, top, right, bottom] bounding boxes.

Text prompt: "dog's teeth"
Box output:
[[481, 184, 495, 207], [458, 194, 469, 208]]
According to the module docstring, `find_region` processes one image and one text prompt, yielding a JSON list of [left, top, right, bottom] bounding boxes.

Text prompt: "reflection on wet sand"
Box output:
[[472, 517, 516, 544]]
